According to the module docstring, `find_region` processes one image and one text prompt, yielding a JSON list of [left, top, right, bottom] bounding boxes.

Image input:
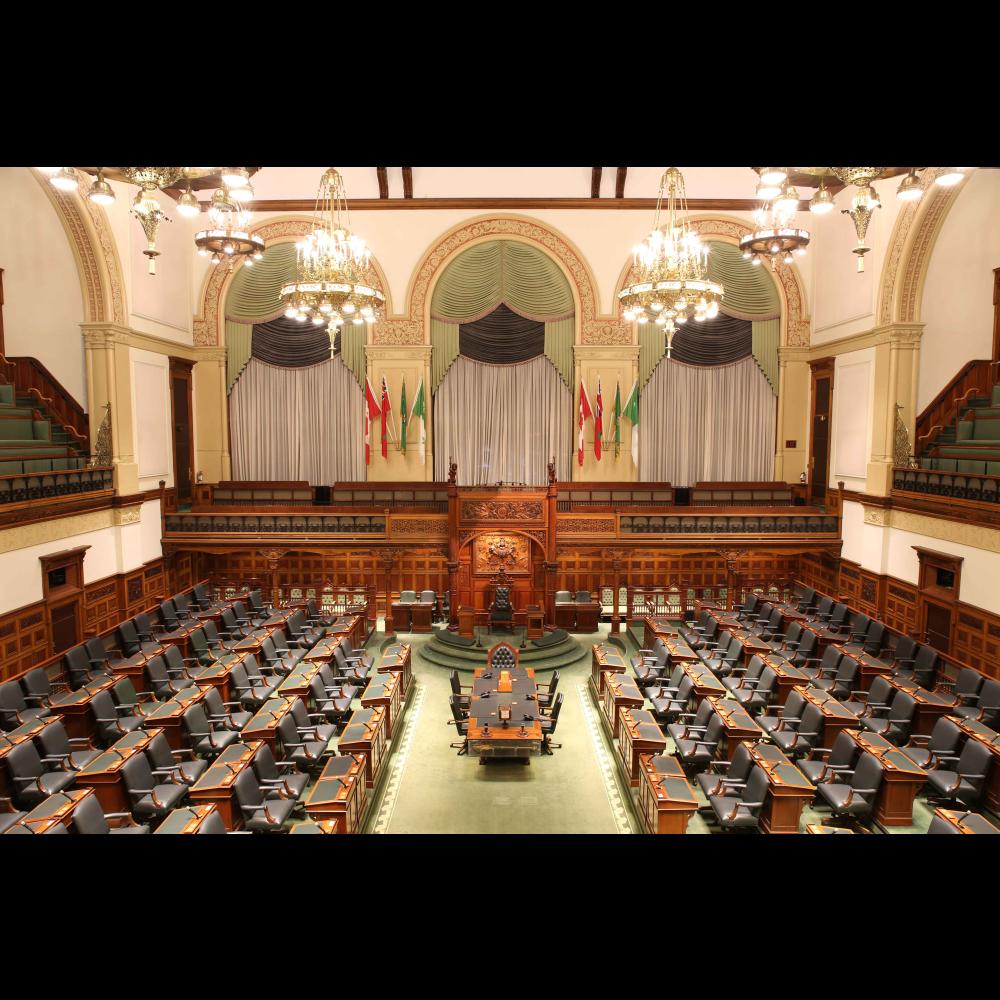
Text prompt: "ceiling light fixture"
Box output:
[[86, 168, 116, 206]]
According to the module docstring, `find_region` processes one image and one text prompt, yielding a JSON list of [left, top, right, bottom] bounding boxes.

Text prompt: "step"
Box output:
[[0, 384, 13, 405], [993, 385, 1000, 407]]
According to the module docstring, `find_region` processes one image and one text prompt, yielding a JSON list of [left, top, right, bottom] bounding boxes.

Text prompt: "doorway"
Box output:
[[169, 358, 195, 507], [809, 358, 834, 504]]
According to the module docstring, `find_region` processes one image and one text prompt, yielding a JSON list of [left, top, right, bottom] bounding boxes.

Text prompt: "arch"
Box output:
[[379, 214, 626, 347], [457, 527, 548, 558], [613, 215, 810, 348], [31, 167, 126, 326], [877, 176, 970, 326], [194, 214, 391, 347]]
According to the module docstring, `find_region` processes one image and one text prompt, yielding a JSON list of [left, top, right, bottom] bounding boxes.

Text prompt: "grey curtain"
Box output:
[[639, 356, 776, 485], [229, 356, 364, 484], [433, 355, 572, 486], [669, 313, 753, 366], [252, 317, 336, 367]]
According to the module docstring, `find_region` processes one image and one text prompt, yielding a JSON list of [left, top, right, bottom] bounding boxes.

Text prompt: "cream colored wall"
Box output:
[[575, 348, 639, 481], [128, 347, 173, 491], [366, 347, 432, 481], [918, 169, 1000, 410], [830, 347, 876, 490], [0, 168, 86, 405], [811, 176, 905, 345]]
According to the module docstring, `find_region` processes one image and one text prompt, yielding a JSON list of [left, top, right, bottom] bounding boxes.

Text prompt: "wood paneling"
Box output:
[[0, 602, 48, 681]]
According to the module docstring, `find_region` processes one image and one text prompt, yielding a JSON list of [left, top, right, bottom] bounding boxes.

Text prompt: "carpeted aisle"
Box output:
[[370, 628, 634, 834]]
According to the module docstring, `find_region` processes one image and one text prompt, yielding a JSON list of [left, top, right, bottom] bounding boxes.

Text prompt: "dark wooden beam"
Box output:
[[615, 167, 628, 199], [376, 167, 389, 199], [0, 268, 5, 357], [401, 167, 413, 199], [231, 196, 800, 212], [591, 167, 602, 198]]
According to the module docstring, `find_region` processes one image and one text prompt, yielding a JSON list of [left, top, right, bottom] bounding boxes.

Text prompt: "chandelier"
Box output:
[[740, 170, 810, 269], [194, 188, 264, 268], [38, 167, 259, 274], [280, 168, 384, 339], [618, 167, 723, 356]]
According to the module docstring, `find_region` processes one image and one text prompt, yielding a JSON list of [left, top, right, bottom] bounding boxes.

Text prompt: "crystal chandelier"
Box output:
[[194, 188, 264, 268], [741, 171, 810, 269], [830, 167, 885, 273], [618, 167, 723, 356], [280, 168, 384, 340]]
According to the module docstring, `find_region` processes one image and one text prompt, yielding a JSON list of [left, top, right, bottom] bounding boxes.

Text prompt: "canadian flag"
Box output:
[[380, 375, 390, 459], [578, 379, 593, 466], [364, 378, 380, 464], [594, 375, 603, 461]]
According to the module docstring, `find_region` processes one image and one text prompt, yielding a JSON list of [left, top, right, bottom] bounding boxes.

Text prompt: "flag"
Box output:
[[364, 377, 381, 464], [409, 376, 427, 463], [578, 379, 593, 466], [623, 380, 639, 468], [613, 380, 621, 457], [380, 375, 390, 458], [400, 377, 408, 455], [594, 375, 603, 461]]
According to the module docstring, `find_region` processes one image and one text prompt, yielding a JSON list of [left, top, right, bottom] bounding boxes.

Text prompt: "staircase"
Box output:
[[918, 375, 1000, 476], [0, 380, 89, 475]]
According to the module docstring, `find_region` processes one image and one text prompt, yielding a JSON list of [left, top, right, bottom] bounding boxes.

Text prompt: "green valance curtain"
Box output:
[[224, 241, 368, 391], [639, 241, 781, 393], [430, 240, 575, 391]]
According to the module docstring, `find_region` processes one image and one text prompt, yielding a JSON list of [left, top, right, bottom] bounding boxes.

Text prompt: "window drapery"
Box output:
[[229, 356, 364, 484], [639, 355, 776, 485], [433, 355, 572, 486]]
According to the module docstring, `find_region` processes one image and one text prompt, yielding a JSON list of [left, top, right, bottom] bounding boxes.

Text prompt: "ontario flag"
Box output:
[[578, 379, 593, 467], [380, 375, 390, 459], [594, 375, 604, 461], [364, 377, 381, 464]]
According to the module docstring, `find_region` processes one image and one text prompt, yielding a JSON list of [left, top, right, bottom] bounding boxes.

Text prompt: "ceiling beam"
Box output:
[[591, 167, 602, 198], [227, 196, 805, 212], [402, 167, 413, 199], [376, 167, 389, 199], [615, 167, 628, 199]]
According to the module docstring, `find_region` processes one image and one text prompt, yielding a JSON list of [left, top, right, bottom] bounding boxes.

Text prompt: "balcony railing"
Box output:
[[0, 465, 113, 505], [892, 466, 1000, 504]]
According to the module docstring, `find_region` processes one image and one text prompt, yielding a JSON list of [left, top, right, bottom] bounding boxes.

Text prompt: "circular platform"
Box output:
[[417, 626, 590, 673]]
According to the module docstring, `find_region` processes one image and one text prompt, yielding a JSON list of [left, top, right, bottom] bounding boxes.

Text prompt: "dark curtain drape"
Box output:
[[251, 317, 340, 367], [458, 304, 545, 364], [669, 313, 752, 366]]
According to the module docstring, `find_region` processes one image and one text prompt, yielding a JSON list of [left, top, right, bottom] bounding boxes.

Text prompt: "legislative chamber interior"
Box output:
[[0, 164, 998, 837]]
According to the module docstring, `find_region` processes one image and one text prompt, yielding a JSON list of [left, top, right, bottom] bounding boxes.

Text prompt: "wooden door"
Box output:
[[49, 599, 81, 654], [922, 602, 952, 654], [170, 358, 195, 507], [809, 358, 835, 504]]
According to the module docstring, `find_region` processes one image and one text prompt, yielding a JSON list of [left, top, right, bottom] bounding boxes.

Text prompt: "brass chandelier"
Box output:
[[618, 167, 723, 356], [280, 168, 384, 338], [740, 168, 810, 269], [194, 187, 264, 268]]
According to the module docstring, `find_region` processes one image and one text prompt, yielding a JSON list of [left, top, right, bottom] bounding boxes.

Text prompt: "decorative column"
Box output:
[[718, 549, 749, 611], [258, 547, 289, 606], [605, 548, 629, 634], [447, 460, 459, 628], [545, 461, 559, 626], [377, 547, 408, 636]]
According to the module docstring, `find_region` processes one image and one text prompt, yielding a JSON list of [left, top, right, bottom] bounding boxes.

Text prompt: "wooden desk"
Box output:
[[800, 621, 845, 656], [277, 660, 324, 701], [759, 653, 808, 707], [192, 652, 245, 702], [662, 638, 699, 663], [290, 819, 341, 834], [575, 602, 601, 633], [746, 741, 815, 833], [155, 804, 221, 834], [525, 608, 544, 639], [835, 646, 893, 691], [948, 716, 1000, 813], [5, 787, 95, 834], [638, 753, 699, 834], [361, 672, 402, 739], [241, 696, 297, 754], [139, 685, 209, 750], [0, 716, 65, 800], [378, 643, 412, 697], [302, 636, 341, 663], [391, 602, 413, 632], [724, 629, 772, 660], [845, 729, 928, 826], [602, 673, 644, 741], [932, 807, 1000, 834], [154, 622, 199, 659], [885, 675, 959, 736], [591, 643, 628, 695], [796, 685, 861, 751], [303, 752, 367, 832], [466, 667, 542, 762], [326, 614, 367, 650], [643, 615, 678, 651], [805, 824, 857, 834], [618, 709, 667, 787], [232, 629, 274, 655], [47, 674, 116, 740], [109, 650, 156, 694], [679, 659, 727, 702], [339, 706, 389, 787], [74, 728, 162, 814], [554, 603, 577, 631], [188, 740, 264, 829], [707, 697, 764, 760], [409, 602, 434, 633]]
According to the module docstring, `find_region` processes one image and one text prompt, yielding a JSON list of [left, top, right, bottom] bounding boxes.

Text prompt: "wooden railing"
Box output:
[[0, 465, 113, 505], [0, 353, 89, 450], [915, 359, 996, 452]]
